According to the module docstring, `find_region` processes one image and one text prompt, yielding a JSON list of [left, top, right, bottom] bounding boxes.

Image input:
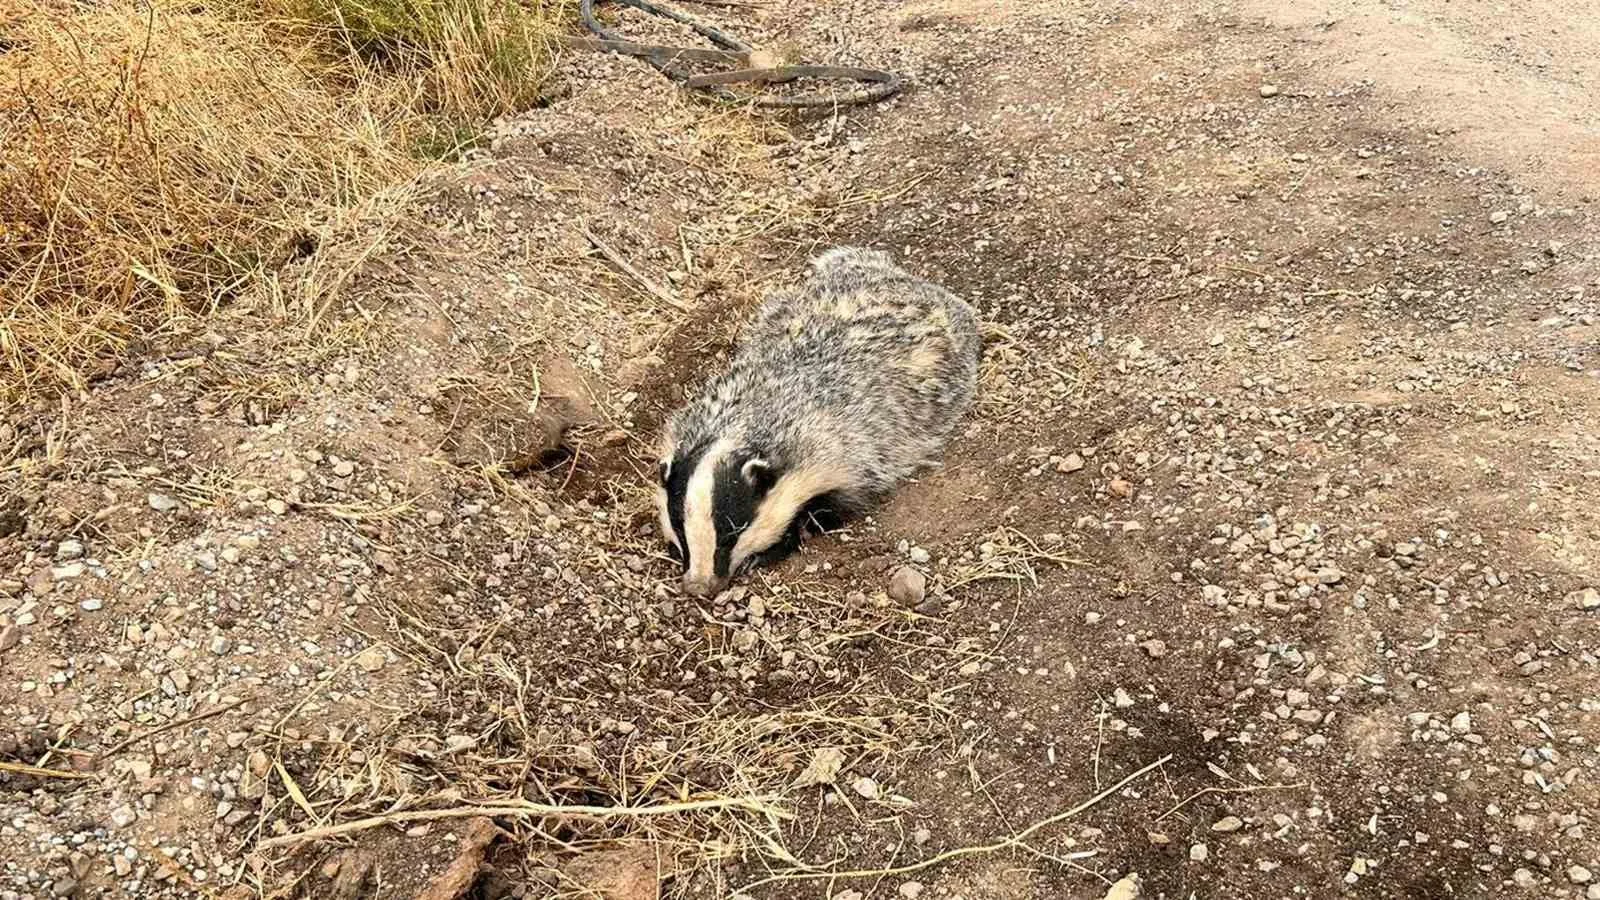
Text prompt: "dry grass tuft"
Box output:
[[0, 0, 563, 413], [267, 0, 564, 123]]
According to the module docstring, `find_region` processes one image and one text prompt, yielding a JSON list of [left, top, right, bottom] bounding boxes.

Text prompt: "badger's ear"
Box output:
[[740, 455, 777, 492]]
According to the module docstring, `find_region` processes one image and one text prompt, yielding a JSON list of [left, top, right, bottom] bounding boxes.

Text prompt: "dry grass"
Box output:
[[0, 0, 563, 414]]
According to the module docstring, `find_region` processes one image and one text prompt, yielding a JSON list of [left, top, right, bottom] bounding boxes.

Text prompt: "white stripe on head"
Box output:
[[728, 464, 843, 575], [683, 438, 735, 590], [655, 472, 677, 553], [656, 426, 680, 553]]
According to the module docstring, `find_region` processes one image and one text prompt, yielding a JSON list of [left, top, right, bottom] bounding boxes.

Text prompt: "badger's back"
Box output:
[[680, 247, 980, 507]]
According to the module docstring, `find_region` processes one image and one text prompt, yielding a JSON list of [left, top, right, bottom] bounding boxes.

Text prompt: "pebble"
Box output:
[[247, 750, 271, 779], [55, 539, 85, 561], [80, 598, 103, 612], [1569, 587, 1600, 610], [1113, 688, 1135, 708], [851, 776, 881, 800], [1490, 210, 1510, 224], [1057, 452, 1085, 473], [1450, 711, 1472, 733], [355, 647, 386, 672], [266, 499, 288, 516], [1140, 639, 1168, 658], [1190, 843, 1209, 862], [898, 883, 924, 899], [1571, 866, 1594, 885], [147, 493, 180, 511], [888, 567, 928, 606], [1103, 874, 1141, 900], [1258, 84, 1280, 98], [110, 805, 137, 828], [908, 546, 932, 564], [1211, 816, 1244, 833], [333, 460, 356, 477], [52, 562, 85, 581], [0, 625, 20, 652]]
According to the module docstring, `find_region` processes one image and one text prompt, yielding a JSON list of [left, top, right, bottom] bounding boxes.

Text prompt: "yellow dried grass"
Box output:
[[0, 0, 562, 412]]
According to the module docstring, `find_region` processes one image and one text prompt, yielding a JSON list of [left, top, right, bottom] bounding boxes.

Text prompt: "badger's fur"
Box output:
[[657, 246, 981, 598]]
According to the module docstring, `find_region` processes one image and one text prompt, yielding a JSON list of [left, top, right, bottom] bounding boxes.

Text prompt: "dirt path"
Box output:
[[787, 0, 1600, 895], [2, 1, 1597, 898]]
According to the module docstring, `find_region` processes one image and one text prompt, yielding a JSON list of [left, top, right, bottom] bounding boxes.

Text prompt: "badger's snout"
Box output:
[[681, 572, 728, 598]]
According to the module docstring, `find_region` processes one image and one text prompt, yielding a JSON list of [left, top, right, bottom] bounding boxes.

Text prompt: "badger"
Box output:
[[656, 246, 981, 598]]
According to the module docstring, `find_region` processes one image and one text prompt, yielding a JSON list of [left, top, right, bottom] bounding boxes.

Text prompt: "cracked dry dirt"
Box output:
[[3, 1, 1599, 899]]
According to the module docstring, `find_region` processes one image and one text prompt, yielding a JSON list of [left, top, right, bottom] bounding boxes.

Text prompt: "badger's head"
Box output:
[[655, 433, 834, 598]]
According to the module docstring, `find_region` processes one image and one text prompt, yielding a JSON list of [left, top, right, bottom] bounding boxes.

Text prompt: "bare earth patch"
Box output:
[[3, 1, 1598, 899]]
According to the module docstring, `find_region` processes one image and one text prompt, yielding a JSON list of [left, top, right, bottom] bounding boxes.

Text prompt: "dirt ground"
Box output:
[[3, 1, 1598, 898]]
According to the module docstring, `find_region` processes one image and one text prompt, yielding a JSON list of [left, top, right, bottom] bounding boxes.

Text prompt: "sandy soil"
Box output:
[[3, 1, 1597, 899]]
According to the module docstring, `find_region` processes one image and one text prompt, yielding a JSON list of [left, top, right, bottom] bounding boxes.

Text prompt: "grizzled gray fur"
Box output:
[[657, 246, 981, 596]]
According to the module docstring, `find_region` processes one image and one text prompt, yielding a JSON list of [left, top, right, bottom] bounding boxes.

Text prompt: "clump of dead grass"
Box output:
[[266, 0, 563, 123], [0, 0, 563, 413]]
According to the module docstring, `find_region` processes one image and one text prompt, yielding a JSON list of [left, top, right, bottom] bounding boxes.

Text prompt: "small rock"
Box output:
[[55, 540, 85, 561], [1113, 688, 1135, 708], [1258, 84, 1280, 98], [1103, 874, 1141, 900], [1189, 843, 1209, 862], [1057, 452, 1085, 473], [912, 827, 932, 846], [424, 510, 446, 527], [0, 625, 19, 652], [333, 460, 355, 477], [1512, 868, 1538, 888], [1140, 639, 1167, 659], [52, 562, 85, 581], [1450, 711, 1472, 733], [247, 749, 271, 779], [908, 546, 932, 565], [110, 805, 137, 828], [1571, 866, 1594, 885], [851, 776, 881, 800], [147, 493, 180, 512], [898, 883, 924, 899], [1489, 210, 1510, 225], [1108, 478, 1134, 498], [888, 567, 928, 606], [1211, 816, 1244, 833], [355, 647, 386, 673], [80, 598, 103, 612], [1569, 587, 1600, 610], [266, 499, 288, 516]]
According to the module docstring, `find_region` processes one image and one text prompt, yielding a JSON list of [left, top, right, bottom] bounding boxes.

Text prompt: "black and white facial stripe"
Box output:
[[658, 439, 795, 597]]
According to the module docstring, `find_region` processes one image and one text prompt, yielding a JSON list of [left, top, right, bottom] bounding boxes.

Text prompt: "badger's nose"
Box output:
[[682, 574, 727, 598]]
